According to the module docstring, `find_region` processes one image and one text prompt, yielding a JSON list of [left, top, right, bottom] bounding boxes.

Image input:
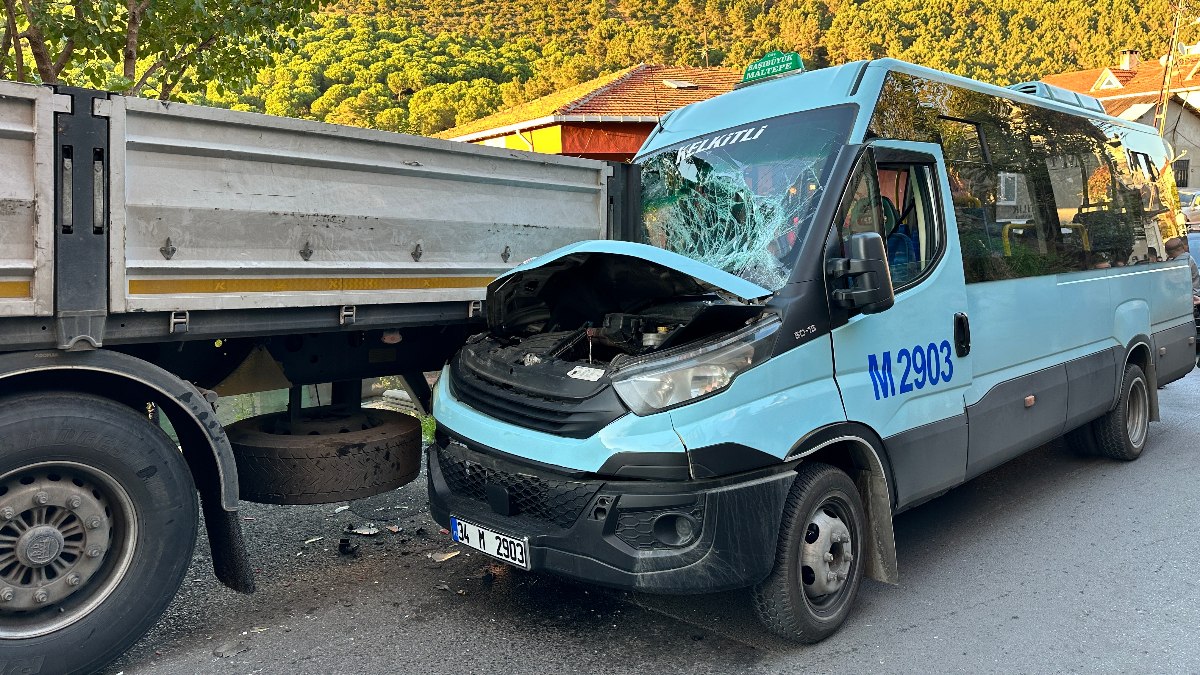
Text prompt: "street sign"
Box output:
[[742, 51, 805, 84]]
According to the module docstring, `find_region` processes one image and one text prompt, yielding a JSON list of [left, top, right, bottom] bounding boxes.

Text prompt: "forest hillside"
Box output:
[[152, 1, 1200, 135]]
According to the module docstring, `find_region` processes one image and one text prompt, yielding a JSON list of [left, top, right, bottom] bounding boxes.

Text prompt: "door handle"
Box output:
[[954, 312, 971, 357]]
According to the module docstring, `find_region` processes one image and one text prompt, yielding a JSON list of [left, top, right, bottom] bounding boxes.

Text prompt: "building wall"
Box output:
[[473, 122, 659, 162], [1134, 98, 1200, 188]]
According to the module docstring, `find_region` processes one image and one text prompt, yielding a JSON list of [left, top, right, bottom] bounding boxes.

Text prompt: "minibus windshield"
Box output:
[[638, 105, 855, 291]]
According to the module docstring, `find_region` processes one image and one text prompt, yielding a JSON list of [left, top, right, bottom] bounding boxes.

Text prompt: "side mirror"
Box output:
[[827, 232, 895, 314]]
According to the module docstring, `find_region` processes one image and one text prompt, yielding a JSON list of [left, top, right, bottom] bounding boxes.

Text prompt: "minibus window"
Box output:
[[869, 70, 1175, 281], [836, 154, 944, 289], [638, 105, 855, 291]]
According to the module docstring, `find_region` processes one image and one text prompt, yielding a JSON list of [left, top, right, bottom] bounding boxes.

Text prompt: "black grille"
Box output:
[[436, 444, 601, 529], [448, 356, 626, 439], [615, 504, 705, 551]]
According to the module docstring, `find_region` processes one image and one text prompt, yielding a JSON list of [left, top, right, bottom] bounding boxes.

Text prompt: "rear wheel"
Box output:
[[1090, 363, 1150, 461], [0, 392, 197, 674], [752, 462, 864, 643]]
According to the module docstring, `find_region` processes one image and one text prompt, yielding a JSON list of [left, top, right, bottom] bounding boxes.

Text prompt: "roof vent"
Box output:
[[1008, 81, 1106, 114], [662, 79, 698, 90]]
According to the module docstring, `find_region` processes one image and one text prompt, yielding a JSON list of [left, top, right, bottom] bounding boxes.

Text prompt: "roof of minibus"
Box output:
[[635, 58, 1159, 159]]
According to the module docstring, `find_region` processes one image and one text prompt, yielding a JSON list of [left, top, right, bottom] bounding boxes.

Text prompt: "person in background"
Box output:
[[1164, 237, 1200, 306]]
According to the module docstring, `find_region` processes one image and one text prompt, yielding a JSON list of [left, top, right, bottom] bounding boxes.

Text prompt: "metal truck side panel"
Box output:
[[106, 96, 613, 313], [432, 365, 685, 472], [0, 80, 66, 318]]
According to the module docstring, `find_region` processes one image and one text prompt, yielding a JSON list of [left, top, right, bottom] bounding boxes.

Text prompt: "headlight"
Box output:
[[611, 315, 781, 415]]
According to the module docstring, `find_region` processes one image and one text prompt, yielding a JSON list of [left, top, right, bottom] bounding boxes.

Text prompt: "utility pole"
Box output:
[[1155, 0, 1187, 136]]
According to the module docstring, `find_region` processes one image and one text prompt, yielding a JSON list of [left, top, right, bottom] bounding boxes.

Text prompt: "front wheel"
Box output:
[[0, 392, 198, 674], [752, 462, 865, 643]]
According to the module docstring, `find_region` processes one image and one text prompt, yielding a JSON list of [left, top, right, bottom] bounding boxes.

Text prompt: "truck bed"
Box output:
[[0, 80, 622, 350]]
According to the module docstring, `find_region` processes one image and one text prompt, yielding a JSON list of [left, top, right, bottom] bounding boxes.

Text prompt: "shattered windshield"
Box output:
[[637, 105, 856, 290]]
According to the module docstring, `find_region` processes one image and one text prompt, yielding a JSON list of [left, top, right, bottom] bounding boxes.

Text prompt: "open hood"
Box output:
[[487, 241, 772, 333]]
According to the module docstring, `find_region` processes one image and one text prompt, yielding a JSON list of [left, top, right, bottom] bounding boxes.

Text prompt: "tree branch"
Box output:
[[52, 0, 86, 75], [3, 0, 25, 81], [0, 19, 10, 80], [17, 0, 56, 82], [123, 0, 144, 80]]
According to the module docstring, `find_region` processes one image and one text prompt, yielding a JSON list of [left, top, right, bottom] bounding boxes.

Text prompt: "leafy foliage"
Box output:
[[0, 0, 318, 99], [5, 0, 1200, 133]]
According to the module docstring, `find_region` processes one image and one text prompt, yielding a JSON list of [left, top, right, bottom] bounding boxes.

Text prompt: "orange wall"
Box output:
[[476, 122, 658, 162]]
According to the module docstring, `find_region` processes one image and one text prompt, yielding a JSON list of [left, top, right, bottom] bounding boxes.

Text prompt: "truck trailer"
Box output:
[[0, 79, 633, 673]]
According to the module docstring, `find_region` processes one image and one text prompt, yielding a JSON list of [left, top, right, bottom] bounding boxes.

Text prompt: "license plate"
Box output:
[[450, 516, 530, 570]]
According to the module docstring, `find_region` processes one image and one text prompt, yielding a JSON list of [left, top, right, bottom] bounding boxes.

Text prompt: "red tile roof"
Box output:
[[1101, 93, 1159, 117], [1041, 67, 1106, 92], [1044, 54, 1200, 99], [564, 65, 741, 116], [439, 65, 741, 140]]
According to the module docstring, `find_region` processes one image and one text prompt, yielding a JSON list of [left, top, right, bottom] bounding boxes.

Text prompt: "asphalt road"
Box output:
[[107, 371, 1200, 674]]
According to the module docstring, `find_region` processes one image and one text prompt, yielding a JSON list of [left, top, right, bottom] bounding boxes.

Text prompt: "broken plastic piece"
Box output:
[[303, 536, 323, 545], [431, 550, 461, 563], [338, 538, 360, 556]]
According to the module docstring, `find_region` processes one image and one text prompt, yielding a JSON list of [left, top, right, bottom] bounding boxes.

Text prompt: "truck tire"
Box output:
[[0, 392, 198, 675], [228, 408, 421, 505], [1089, 363, 1150, 461], [752, 462, 864, 643]]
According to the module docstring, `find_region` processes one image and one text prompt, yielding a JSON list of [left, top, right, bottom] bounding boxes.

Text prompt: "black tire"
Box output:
[[752, 462, 865, 643], [228, 408, 421, 505], [0, 392, 198, 675], [1090, 363, 1151, 461]]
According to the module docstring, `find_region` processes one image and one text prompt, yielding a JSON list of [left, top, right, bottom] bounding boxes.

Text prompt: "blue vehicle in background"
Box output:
[[429, 59, 1196, 642]]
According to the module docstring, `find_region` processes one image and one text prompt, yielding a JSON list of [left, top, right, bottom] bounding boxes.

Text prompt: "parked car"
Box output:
[[1180, 188, 1200, 231]]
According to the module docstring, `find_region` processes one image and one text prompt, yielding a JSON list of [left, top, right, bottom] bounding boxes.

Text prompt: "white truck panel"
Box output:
[[107, 96, 612, 313], [0, 81, 63, 317]]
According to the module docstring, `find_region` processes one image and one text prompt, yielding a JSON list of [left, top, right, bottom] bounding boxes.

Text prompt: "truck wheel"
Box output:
[[752, 462, 864, 643], [1089, 363, 1150, 461], [0, 392, 197, 675], [228, 408, 421, 505]]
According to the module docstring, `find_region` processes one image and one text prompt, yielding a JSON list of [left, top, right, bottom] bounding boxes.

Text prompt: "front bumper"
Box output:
[[426, 436, 797, 594]]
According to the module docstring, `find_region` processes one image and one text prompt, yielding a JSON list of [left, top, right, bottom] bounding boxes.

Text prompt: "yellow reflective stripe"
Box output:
[[0, 281, 31, 298], [129, 277, 494, 294]]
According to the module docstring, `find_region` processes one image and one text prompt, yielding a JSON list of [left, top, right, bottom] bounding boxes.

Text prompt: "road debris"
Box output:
[[346, 524, 380, 536], [431, 550, 460, 563], [213, 641, 250, 658], [435, 583, 451, 591], [332, 505, 350, 514], [338, 538, 360, 557], [303, 536, 323, 545], [386, 525, 402, 534]]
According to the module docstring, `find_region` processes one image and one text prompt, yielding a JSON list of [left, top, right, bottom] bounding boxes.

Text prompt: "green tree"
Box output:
[[0, 0, 319, 98]]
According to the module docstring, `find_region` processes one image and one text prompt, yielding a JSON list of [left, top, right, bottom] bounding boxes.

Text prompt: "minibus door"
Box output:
[[828, 142, 974, 509]]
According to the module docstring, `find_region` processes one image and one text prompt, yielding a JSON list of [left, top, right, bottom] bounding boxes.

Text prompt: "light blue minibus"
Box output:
[[428, 59, 1196, 641]]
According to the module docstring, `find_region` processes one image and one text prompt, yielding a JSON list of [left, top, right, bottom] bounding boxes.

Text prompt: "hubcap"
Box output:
[[1127, 376, 1149, 448], [15, 526, 65, 568], [0, 463, 136, 639], [799, 507, 854, 599]]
